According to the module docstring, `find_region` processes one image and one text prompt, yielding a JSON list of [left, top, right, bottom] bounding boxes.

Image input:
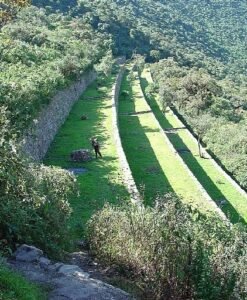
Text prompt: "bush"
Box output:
[[87, 194, 247, 300], [0, 107, 75, 257]]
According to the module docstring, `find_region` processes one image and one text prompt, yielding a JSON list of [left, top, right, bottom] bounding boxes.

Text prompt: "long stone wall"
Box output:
[[21, 70, 97, 161], [112, 66, 141, 204]]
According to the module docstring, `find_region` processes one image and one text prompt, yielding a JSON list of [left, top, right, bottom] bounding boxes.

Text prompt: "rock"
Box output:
[[50, 276, 130, 300], [14, 245, 43, 263], [58, 264, 89, 279], [80, 115, 88, 120], [39, 257, 51, 269], [47, 262, 64, 273], [219, 199, 227, 206], [70, 149, 92, 162], [9, 248, 132, 300]]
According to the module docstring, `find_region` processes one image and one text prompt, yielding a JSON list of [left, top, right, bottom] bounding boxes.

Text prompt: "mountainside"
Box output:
[[33, 0, 247, 78], [1, 1, 247, 299]]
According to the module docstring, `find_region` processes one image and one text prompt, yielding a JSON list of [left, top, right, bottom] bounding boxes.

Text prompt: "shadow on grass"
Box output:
[[119, 72, 174, 205], [140, 76, 245, 224]]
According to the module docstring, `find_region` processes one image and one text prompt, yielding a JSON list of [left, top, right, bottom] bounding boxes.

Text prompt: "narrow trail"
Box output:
[[141, 68, 247, 223], [44, 70, 130, 239], [118, 68, 221, 217]]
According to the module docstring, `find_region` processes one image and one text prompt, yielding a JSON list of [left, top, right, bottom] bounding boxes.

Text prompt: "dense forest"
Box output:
[[0, 1, 247, 299]]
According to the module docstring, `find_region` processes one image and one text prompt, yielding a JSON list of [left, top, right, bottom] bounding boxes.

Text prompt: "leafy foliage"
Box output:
[[0, 5, 111, 131], [87, 195, 247, 300], [0, 0, 31, 26], [0, 108, 75, 257], [52, 0, 247, 78]]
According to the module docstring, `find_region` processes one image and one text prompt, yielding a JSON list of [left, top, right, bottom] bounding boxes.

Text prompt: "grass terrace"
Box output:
[[44, 71, 129, 239], [141, 68, 247, 223], [118, 67, 218, 216]]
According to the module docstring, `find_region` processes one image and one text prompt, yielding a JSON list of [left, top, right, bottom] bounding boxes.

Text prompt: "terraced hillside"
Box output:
[[118, 67, 225, 218], [140, 68, 247, 224]]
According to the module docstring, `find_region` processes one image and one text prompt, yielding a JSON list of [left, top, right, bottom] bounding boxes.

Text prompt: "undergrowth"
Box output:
[[87, 194, 247, 300]]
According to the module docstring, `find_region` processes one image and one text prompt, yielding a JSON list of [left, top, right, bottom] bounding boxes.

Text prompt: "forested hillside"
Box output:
[[33, 0, 247, 76], [0, 6, 111, 130]]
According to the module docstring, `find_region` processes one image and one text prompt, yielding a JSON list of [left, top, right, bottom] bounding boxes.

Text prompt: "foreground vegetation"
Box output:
[[0, 108, 75, 258], [88, 194, 247, 300], [0, 264, 45, 300]]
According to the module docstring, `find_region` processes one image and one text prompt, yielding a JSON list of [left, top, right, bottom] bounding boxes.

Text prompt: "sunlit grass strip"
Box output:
[[142, 68, 247, 223], [44, 72, 129, 239], [118, 68, 217, 215]]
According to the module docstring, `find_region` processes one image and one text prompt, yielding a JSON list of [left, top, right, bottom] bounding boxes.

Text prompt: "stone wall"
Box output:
[[21, 70, 97, 161], [112, 66, 141, 204]]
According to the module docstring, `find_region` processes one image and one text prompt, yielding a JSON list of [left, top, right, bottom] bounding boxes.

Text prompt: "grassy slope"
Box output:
[[118, 68, 217, 215], [0, 265, 45, 300], [141, 68, 247, 224], [44, 72, 129, 239]]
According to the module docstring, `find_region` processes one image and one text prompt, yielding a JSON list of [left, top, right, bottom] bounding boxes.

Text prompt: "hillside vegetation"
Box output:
[[0, 0, 247, 299], [33, 0, 247, 75], [150, 59, 247, 189], [0, 6, 111, 131]]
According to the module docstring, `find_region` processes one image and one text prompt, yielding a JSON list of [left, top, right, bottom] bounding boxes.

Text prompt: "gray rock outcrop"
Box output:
[[8, 245, 131, 300]]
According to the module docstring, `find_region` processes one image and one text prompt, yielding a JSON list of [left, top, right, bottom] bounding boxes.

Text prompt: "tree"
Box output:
[[181, 70, 222, 116], [188, 114, 213, 158], [95, 50, 114, 77], [0, 0, 31, 26], [150, 49, 160, 62], [132, 53, 145, 74], [159, 85, 174, 112]]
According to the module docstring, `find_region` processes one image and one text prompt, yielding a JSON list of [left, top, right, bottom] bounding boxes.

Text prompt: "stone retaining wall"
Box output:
[[112, 67, 141, 204], [21, 70, 97, 161]]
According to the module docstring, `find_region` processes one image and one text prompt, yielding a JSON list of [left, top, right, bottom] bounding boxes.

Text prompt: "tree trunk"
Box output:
[[198, 135, 203, 158]]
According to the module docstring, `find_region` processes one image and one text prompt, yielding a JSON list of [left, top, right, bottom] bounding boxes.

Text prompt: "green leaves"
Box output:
[[0, 6, 111, 132], [88, 195, 247, 299]]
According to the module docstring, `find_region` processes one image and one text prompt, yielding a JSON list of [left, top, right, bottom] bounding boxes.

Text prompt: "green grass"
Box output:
[[44, 73, 129, 239], [118, 68, 217, 215], [0, 265, 45, 300], [141, 68, 247, 223]]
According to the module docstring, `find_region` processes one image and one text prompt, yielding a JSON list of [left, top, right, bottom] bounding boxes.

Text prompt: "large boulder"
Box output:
[[70, 149, 92, 162], [14, 244, 43, 262]]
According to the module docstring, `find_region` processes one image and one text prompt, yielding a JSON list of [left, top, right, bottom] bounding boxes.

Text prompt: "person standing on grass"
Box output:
[[91, 137, 102, 159]]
